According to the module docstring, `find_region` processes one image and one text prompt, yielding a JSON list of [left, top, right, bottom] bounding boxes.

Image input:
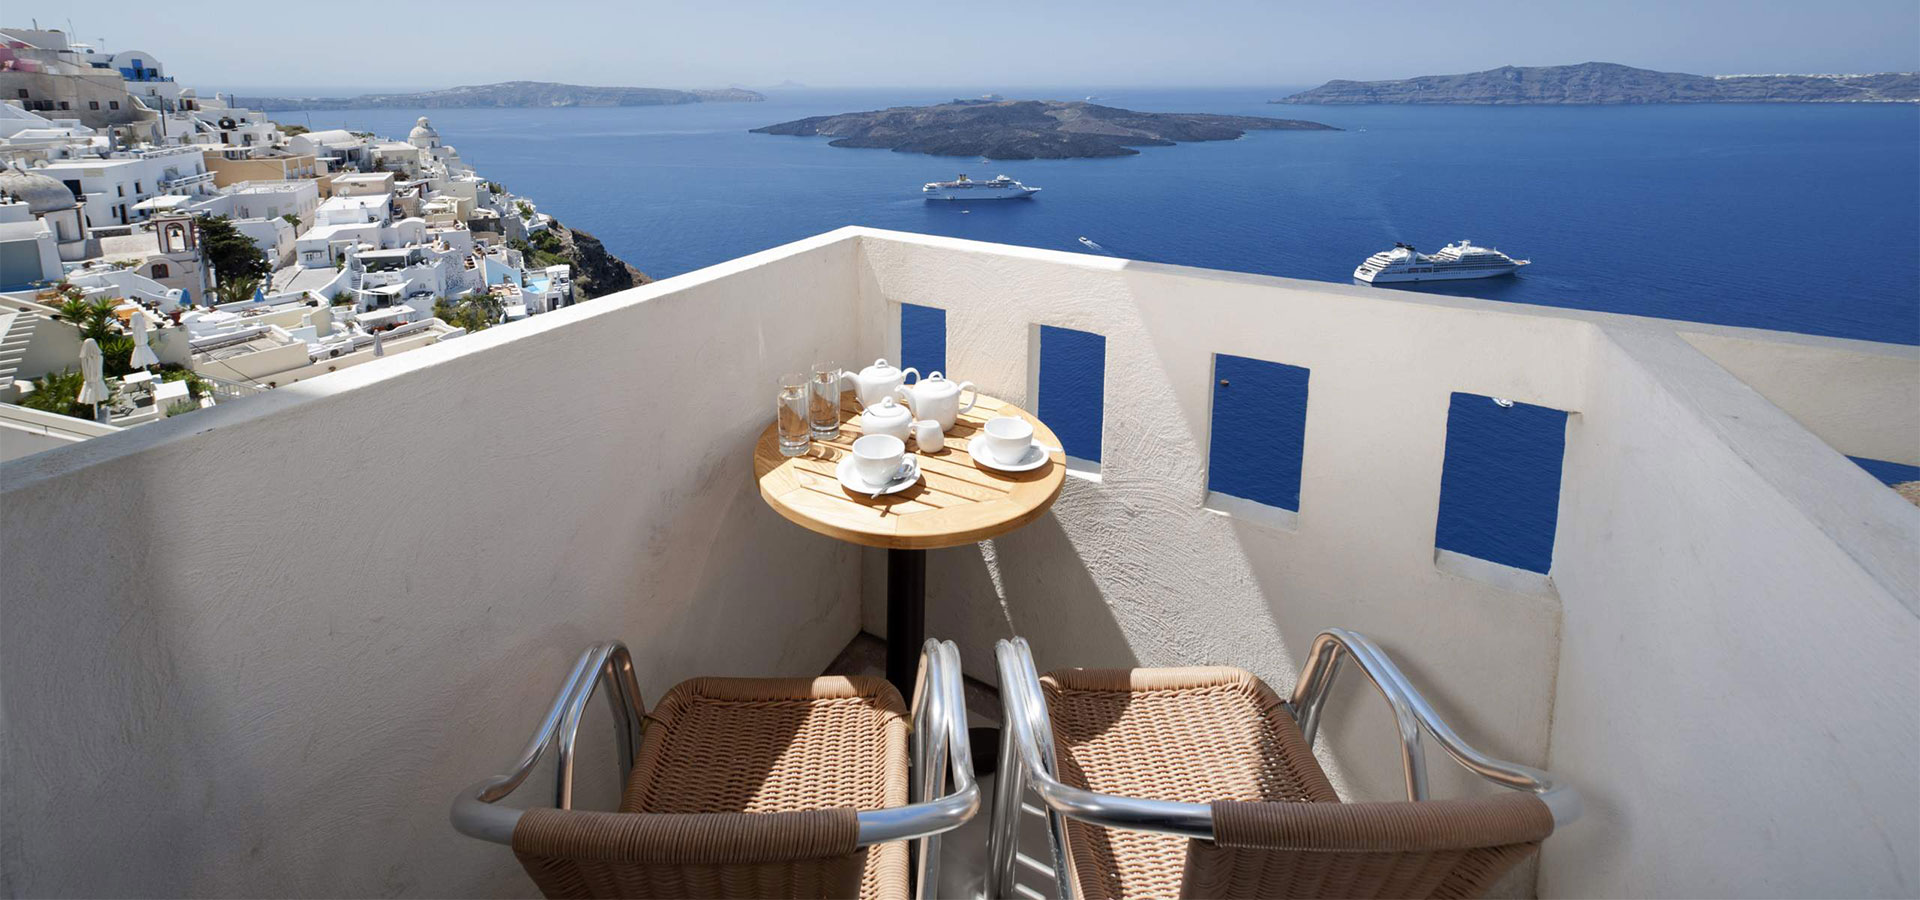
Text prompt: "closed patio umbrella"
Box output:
[[128, 313, 160, 369], [77, 338, 109, 421]]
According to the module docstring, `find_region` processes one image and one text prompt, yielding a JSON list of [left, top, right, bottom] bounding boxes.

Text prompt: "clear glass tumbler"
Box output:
[[809, 362, 842, 440], [777, 373, 810, 457]]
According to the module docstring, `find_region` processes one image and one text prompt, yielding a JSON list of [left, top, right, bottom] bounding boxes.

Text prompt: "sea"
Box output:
[[268, 88, 1920, 572]]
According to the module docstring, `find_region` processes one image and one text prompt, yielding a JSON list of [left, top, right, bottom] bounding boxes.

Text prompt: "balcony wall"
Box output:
[[848, 233, 1917, 899], [1, 227, 1914, 898], [0, 233, 871, 897]]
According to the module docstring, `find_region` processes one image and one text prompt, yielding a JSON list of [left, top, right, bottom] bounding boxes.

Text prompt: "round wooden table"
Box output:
[[755, 390, 1066, 694]]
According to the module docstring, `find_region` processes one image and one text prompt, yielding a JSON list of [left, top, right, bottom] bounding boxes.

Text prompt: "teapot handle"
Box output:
[[894, 386, 916, 415], [956, 381, 977, 416], [901, 367, 920, 386]]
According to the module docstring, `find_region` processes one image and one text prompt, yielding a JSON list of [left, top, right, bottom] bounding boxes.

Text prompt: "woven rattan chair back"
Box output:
[[510, 675, 909, 899], [1040, 666, 1554, 900], [1180, 794, 1554, 899]]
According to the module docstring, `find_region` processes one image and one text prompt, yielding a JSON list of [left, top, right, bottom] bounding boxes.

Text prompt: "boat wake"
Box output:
[[1077, 236, 1111, 254]]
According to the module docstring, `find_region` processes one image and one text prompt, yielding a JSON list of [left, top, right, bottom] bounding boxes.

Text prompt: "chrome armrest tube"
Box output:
[[450, 640, 643, 844], [451, 638, 981, 879], [874, 639, 982, 900], [988, 630, 1582, 899], [1288, 628, 1582, 828], [989, 638, 1214, 900]]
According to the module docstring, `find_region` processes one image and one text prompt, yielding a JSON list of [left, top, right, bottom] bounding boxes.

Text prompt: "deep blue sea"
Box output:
[[280, 90, 1920, 572]]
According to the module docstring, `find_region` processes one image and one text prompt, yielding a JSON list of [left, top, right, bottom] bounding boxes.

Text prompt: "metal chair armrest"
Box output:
[[1288, 628, 1581, 827], [449, 640, 645, 844], [450, 637, 982, 884], [879, 639, 983, 899]]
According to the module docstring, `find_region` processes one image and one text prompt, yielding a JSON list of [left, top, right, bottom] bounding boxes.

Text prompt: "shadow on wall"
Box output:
[[924, 508, 1140, 679]]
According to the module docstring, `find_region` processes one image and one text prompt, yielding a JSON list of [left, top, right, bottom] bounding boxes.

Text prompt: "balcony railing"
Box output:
[[0, 228, 1912, 899], [159, 170, 215, 190]]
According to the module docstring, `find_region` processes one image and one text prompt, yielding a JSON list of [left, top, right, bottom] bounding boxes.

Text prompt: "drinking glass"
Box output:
[[809, 362, 842, 440], [777, 372, 810, 457]]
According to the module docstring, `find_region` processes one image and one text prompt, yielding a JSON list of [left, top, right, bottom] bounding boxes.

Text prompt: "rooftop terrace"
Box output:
[[0, 228, 1914, 897]]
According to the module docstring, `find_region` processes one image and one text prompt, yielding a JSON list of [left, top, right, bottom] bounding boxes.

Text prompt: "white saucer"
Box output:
[[969, 439, 1052, 473], [836, 455, 921, 496]]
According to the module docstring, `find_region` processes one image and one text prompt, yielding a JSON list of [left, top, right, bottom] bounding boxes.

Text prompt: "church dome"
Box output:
[[408, 117, 439, 145], [0, 164, 78, 214]]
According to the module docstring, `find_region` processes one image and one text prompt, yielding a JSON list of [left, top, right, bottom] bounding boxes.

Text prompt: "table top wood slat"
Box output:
[[755, 390, 1067, 550]]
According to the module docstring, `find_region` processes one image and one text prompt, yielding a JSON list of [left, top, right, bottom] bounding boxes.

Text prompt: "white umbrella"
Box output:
[[371, 329, 384, 357], [128, 312, 160, 369], [77, 338, 109, 408]]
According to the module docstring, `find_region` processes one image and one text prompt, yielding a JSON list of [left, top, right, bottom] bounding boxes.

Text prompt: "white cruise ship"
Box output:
[[1354, 240, 1530, 283], [922, 174, 1041, 201]]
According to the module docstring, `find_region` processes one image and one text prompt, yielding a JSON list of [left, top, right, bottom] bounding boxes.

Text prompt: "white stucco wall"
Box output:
[[849, 235, 1573, 816], [1, 227, 1913, 898], [0, 233, 871, 897], [843, 231, 1918, 899], [1543, 327, 1918, 898]]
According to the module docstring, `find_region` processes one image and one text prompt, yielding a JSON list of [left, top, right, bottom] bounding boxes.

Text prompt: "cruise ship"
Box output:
[[922, 174, 1041, 201], [1354, 240, 1530, 283]]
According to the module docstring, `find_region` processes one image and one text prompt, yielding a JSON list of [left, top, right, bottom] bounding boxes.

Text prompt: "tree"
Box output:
[[196, 215, 272, 287], [213, 274, 262, 306], [45, 292, 146, 376], [18, 370, 89, 418], [433, 293, 504, 333]]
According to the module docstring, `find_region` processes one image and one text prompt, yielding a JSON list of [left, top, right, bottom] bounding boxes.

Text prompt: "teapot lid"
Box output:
[[861, 357, 897, 374], [864, 396, 912, 421], [915, 371, 957, 394]]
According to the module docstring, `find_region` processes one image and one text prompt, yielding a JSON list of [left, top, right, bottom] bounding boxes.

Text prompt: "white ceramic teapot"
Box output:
[[858, 396, 914, 443], [896, 371, 977, 432], [845, 358, 919, 409]]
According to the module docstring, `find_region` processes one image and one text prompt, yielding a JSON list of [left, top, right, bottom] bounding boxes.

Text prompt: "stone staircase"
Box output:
[[0, 310, 39, 392]]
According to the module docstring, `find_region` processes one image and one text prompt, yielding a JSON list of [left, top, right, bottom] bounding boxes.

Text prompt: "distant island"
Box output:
[[751, 99, 1337, 159], [242, 81, 764, 111], [1275, 62, 1920, 105]]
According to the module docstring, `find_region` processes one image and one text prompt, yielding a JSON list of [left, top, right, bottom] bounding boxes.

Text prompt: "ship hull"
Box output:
[[922, 187, 1039, 201], [1355, 263, 1523, 283]]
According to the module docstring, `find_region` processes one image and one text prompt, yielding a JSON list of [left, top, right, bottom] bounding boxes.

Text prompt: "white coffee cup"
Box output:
[[912, 419, 945, 453], [851, 433, 907, 487], [980, 416, 1034, 464]]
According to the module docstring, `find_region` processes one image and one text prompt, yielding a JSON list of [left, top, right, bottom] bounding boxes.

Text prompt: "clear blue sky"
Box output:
[[12, 0, 1919, 92]]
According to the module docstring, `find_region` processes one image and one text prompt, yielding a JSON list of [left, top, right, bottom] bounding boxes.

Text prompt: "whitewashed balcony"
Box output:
[[0, 228, 1914, 898]]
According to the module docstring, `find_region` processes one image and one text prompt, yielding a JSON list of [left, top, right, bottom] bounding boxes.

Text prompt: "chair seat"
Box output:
[[1040, 666, 1339, 900], [512, 675, 909, 899], [622, 675, 911, 899]]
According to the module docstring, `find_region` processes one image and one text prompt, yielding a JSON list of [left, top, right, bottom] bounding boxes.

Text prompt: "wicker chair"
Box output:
[[986, 629, 1582, 900], [453, 639, 978, 899]]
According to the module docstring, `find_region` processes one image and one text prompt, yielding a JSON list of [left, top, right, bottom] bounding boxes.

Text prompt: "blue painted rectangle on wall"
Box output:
[[1436, 394, 1568, 573], [899, 304, 946, 378], [1208, 355, 1311, 511], [1850, 456, 1920, 486], [1037, 326, 1106, 462]]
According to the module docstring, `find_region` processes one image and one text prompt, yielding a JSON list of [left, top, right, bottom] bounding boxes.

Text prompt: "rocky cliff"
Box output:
[[752, 99, 1336, 160], [1276, 62, 1919, 104], [549, 223, 649, 300]]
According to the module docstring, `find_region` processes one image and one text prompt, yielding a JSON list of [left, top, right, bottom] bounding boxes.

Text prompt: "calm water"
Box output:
[[281, 91, 1920, 571]]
